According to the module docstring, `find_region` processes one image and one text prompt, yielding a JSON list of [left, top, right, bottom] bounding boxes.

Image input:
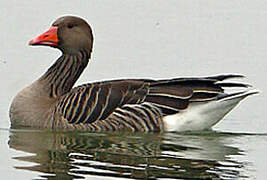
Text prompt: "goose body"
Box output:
[[9, 16, 258, 132]]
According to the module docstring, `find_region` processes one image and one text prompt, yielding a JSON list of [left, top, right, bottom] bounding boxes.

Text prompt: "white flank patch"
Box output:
[[163, 90, 258, 132]]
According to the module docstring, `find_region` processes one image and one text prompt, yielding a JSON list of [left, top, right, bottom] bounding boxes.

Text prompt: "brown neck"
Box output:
[[39, 51, 90, 98]]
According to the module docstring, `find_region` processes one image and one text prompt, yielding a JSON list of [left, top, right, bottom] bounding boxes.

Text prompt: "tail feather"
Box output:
[[217, 90, 259, 101]]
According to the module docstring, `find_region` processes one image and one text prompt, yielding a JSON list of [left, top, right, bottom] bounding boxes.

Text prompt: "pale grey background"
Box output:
[[0, 0, 266, 179]]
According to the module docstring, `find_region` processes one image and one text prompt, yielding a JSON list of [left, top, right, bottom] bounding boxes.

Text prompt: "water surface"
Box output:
[[0, 128, 262, 179]]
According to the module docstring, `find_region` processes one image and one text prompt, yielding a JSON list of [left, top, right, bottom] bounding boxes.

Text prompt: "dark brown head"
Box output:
[[29, 16, 93, 55]]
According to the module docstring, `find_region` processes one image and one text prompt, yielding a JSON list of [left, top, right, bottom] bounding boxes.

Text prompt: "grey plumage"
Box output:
[[9, 16, 258, 132], [52, 69, 252, 131]]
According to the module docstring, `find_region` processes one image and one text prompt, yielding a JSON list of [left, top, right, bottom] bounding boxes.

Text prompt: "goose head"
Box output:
[[29, 16, 94, 55]]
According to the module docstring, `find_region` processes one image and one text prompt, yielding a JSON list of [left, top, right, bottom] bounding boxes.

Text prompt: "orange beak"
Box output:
[[29, 26, 59, 47]]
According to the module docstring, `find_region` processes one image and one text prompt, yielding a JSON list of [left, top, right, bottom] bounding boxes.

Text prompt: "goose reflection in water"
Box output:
[[8, 129, 247, 179]]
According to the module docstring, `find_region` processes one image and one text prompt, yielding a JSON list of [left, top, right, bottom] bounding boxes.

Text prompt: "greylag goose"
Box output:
[[9, 16, 258, 132]]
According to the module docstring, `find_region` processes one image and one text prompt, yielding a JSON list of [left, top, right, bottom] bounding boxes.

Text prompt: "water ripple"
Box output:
[[8, 129, 266, 179]]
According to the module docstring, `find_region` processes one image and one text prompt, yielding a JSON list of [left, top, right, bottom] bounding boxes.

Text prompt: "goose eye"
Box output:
[[67, 24, 74, 29]]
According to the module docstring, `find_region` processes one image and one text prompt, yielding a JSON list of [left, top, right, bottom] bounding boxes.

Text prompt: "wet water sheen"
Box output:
[[6, 128, 266, 179]]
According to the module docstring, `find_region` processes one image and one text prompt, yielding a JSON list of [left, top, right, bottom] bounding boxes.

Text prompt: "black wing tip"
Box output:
[[152, 74, 246, 84], [207, 74, 245, 81], [215, 82, 252, 88]]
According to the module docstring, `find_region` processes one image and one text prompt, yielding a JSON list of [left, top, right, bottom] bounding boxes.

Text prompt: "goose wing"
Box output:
[[55, 74, 249, 124], [55, 80, 151, 124]]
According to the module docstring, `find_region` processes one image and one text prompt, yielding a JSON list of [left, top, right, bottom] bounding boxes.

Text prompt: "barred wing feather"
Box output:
[[56, 80, 149, 124], [56, 74, 249, 125]]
